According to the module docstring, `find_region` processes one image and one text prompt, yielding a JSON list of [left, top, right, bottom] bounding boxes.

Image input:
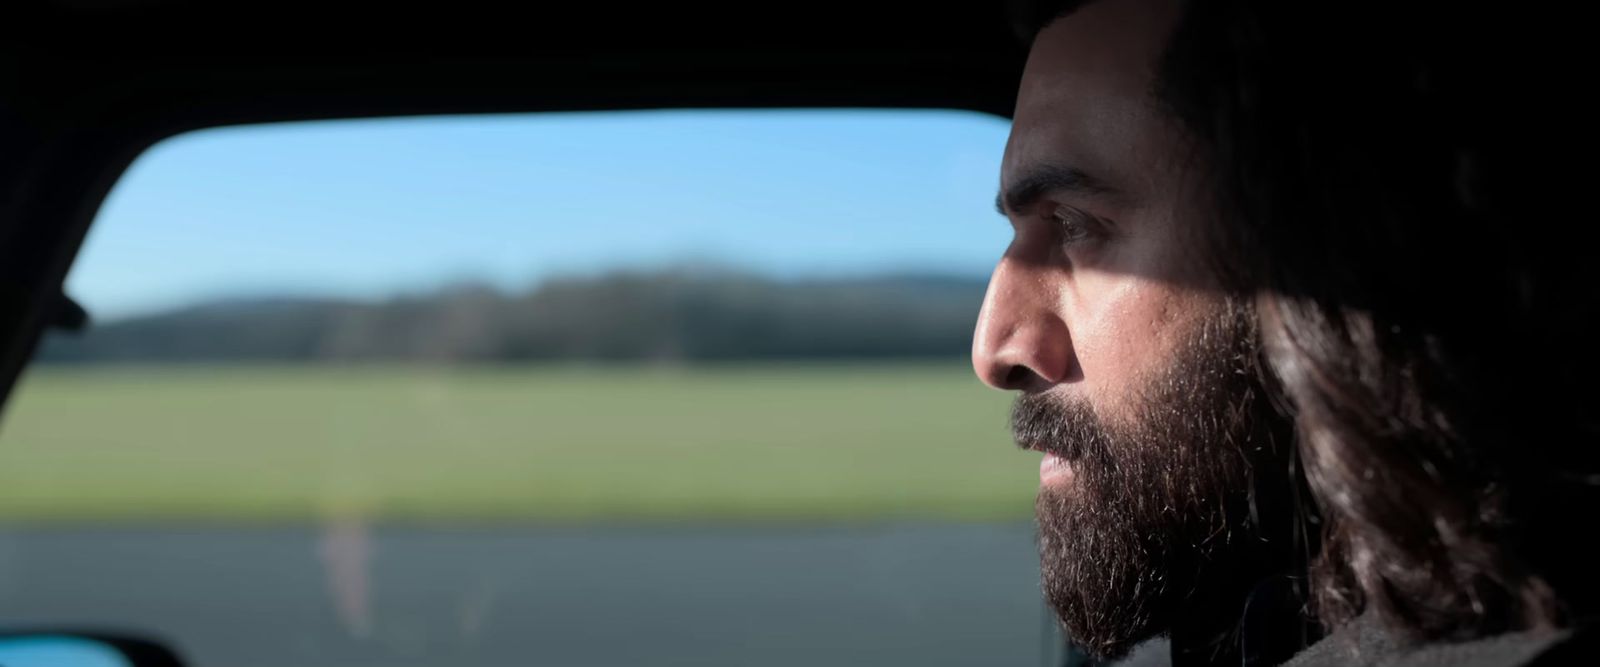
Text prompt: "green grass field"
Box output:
[[0, 363, 1033, 523]]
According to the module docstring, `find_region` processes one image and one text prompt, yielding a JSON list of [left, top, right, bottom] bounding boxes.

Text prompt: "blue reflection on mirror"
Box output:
[[0, 636, 131, 667]]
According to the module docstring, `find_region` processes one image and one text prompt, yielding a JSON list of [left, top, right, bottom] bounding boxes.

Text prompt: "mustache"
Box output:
[[1010, 392, 1100, 462]]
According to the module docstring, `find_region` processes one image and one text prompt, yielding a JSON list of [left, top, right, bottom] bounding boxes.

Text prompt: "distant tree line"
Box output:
[[37, 269, 988, 363]]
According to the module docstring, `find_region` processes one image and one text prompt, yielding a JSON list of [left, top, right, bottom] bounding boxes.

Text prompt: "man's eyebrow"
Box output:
[[995, 164, 1115, 216]]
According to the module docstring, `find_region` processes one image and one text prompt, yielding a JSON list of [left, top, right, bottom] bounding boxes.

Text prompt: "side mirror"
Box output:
[[0, 632, 184, 667]]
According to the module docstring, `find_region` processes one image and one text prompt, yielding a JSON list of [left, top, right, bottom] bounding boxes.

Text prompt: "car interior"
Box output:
[[0, 2, 1081, 666]]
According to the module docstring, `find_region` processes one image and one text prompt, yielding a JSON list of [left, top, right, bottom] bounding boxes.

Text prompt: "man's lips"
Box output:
[[1017, 437, 1076, 485], [1039, 452, 1073, 485]]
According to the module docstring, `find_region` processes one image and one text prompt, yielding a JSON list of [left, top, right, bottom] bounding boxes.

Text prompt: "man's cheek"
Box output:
[[1066, 316, 1160, 412]]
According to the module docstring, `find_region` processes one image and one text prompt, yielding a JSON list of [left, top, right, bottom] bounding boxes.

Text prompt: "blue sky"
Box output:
[[70, 109, 1013, 319]]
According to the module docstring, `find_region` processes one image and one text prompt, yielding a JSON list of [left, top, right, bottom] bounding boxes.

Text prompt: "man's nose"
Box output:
[[971, 256, 1075, 392]]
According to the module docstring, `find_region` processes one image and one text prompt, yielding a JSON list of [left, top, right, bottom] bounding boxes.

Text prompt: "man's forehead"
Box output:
[[1017, 0, 1179, 103], [1004, 0, 1183, 193]]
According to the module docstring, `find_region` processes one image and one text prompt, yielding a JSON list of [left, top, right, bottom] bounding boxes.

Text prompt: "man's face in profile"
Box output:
[[974, 0, 1284, 658]]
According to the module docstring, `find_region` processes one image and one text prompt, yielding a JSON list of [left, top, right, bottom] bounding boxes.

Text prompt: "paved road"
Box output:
[[0, 523, 1068, 667]]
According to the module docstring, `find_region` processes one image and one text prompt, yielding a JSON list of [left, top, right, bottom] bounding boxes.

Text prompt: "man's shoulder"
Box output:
[[1285, 616, 1596, 667]]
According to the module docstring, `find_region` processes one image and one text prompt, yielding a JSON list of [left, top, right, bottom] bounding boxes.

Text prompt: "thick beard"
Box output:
[[1015, 306, 1280, 660]]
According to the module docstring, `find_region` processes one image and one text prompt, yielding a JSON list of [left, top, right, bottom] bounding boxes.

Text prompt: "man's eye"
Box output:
[[1049, 205, 1100, 246]]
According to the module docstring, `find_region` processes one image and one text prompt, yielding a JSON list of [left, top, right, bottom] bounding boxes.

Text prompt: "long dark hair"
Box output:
[[1018, 0, 1598, 642]]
